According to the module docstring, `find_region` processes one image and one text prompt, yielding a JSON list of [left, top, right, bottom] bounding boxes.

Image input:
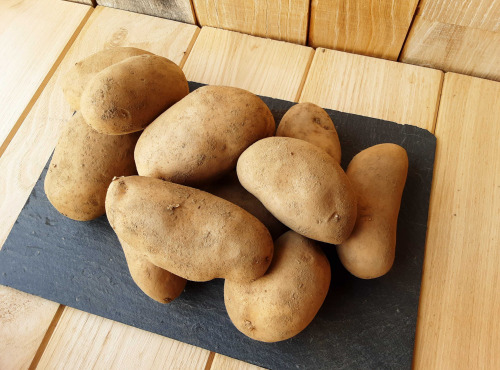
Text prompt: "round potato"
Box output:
[[134, 85, 275, 186], [44, 112, 139, 221], [81, 54, 188, 135], [225, 231, 331, 342], [120, 238, 186, 304], [337, 143, 408, 279], [237, 137, 357, 244], [277, 102, 341, 162], [106, 176, 273, 283], [62, 47, 152, 111], [204, 171, 287, 240]]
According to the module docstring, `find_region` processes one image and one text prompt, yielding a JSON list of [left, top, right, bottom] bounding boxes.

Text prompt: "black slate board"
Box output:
[[0, 82, 436, 369]]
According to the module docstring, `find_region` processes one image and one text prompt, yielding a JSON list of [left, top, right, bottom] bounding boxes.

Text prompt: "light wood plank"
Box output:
[[417, 0, 500, 31], [192, 0, 309, 44], [414, 73, 500, 369], [37, 307, 210, 369], [309, 0, 419, 60], [64, 0, 95, 6], [0, 287, 59, 370], [400, 0, 500, 81], [211, 354, 264, 370], [96, 0, 195, 24], [0, 2, 92, 369], [0, 6, 200, 369], [184, 27, 313, 369], [0, 0, 91, 153], [300, 48, 443, 131], [401, 17, 500, 81], [183, 27, 314, 101]]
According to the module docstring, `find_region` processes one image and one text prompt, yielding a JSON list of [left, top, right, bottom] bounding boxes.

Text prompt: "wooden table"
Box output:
[[1, 1, 499, 369]]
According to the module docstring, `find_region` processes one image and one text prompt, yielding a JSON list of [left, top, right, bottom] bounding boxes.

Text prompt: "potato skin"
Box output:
[[134, 85, 275, 186], [224, 231, 331, 342], [204, 171, 287, 240], [62, 47, 152, 111], [44, 112, 139, 221], [120, 238, 186, 304], [337, 143, 408, 279], [237, 137, 357, 244], [81, 54, 188, 135], [277, 102, 341, 163], [105, 176, 273, 283]]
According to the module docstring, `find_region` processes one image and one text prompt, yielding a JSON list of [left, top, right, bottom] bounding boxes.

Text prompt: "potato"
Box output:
[[204, 171, 287, 240], [44, 112, 139, 221], [277, 102, 341, 162], [106, 176, 273, 283], [81, 54, 189, 135], [120, 238, 186, 304], [62, 47, 152, 111], [337, 143, 408, 279], [134, 85, 275, 186], [237, 137, 357, 244], [224, 231, 331, 342]]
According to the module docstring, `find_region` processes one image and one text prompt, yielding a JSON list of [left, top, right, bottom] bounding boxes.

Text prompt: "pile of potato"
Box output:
[[46, 47, 408, 343]]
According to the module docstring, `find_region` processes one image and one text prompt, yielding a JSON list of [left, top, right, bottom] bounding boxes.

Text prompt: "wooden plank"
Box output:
[[0, 0, 91, 155], [192, 0, 309, 44], [300, 48, 443, 131], [400, 0, 500, 81], [96, 0, 195, 24], [0, 2, 92, 368], [183, 27, 314, 101], [417, 0, 500, 31], [308, 0, 419, 60], [37, 307, 210, 369], [64, 0, 95, 6], [211, 354, 264, 370], [400, 17, 500, 81], [0, 288, 60, 370], [184, 26, 313, 369], [0, 6, 201, 369], [414, 73, 500, 369]]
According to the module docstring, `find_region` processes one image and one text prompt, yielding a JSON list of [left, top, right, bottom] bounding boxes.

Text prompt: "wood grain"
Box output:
[[64, 0, 95, 6], [0, 6, 200, 369], [211, 354, 264, 370], [309, 0, 419, 60], [414, 73, 500, 369], [96, 0, 195, 23], [37, 307, 210, 369], [400, 0, 500, 81], [184, 26, 313, 370], [300, 48, 443, 131], [192, 0, 309, 44], [0, 0, 91, 155], [183, 27, 314, 101]]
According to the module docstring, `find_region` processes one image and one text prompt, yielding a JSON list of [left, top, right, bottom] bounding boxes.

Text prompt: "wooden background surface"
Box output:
[[1, 0, 499, 369], [85, 0, 500, 81]]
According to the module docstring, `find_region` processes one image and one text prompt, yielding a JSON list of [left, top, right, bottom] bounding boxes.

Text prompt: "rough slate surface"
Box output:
[[0, 83, 436, 370]]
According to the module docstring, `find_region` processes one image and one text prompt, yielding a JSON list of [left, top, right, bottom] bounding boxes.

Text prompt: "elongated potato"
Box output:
[[120, 238, 186, 304], [237, 137, 357, 244], [337, 143, 408, 279], [106, 176, 273, 283], [81, 54, 189, 135], [44, 112, 139, 221], [277, 102, 341, 162], [62, 47, 152, 111], [204, 171, 287, 240], [135, 85, 275, 186], [225, 231, 331, 342]]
